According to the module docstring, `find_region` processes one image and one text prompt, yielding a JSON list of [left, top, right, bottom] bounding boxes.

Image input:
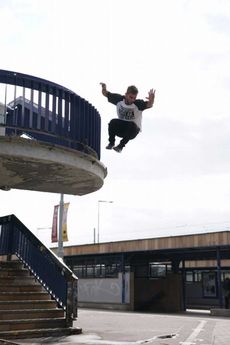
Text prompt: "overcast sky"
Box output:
[[0, 0, 230, 246]]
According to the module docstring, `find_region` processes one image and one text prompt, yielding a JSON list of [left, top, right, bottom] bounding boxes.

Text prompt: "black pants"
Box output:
[[108, 119, 140, 148]]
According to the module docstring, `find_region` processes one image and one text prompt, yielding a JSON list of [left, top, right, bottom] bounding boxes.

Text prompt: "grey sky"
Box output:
[[0, 0, 230, 246]]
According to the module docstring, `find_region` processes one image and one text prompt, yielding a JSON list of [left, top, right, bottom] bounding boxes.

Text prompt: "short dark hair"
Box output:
[[126, 85, 138, 95]]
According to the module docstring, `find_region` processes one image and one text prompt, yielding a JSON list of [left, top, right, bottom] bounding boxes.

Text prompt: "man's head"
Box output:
[[125, 85, 138, 105]]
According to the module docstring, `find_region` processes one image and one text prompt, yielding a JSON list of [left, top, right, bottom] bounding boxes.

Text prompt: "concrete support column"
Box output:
[[216, 247, 223, 308], [121, 253, 125, 304]]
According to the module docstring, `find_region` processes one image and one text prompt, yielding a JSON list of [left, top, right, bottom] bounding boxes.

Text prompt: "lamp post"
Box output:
[[57, 193, 64, 258], [97, 200, 113, 243]]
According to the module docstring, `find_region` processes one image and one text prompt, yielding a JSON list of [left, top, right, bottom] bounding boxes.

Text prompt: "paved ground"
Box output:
[[18, 308, 230, 345]]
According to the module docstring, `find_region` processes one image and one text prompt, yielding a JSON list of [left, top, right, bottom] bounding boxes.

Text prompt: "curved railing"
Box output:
[[0, 69, 101, 159]]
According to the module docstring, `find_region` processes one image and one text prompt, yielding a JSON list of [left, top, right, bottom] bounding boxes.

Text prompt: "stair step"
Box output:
[[0, 300, 57, 310], [0, 269, 30, 277], [0, 261, 23, 269], [0, 277, 38, 286], [0, 259, 72, 337], [0, 285, 43, 292], [0, 318, 66, 331], [0, 309, 64, 320], [0, 292, 50, 301], [0, 326, 82, 340]]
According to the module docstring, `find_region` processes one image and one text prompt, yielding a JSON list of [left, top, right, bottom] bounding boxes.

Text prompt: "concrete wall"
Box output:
[[78, 272, 130, 304], [186, 282, 220, 308], [78, 272, 183, 312], [134, 273, 183, 312]]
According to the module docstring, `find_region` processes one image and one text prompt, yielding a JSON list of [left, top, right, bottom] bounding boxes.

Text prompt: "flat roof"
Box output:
[[61, 231, 230, 261]]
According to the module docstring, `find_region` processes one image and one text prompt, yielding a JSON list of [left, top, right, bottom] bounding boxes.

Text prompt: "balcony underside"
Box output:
[[0, 136, 107, 195]]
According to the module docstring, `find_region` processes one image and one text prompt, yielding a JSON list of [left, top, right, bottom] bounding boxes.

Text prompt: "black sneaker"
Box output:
[[106, 143, 114, 150], [113, 145, 123, 153]]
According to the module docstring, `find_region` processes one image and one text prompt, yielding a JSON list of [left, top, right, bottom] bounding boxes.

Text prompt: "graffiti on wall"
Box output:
[[78, 272, 130, 303]]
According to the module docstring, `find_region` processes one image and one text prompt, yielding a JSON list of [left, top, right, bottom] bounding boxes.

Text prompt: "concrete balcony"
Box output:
[[0, 135, 107, 195], [0, 69, 107, 195]]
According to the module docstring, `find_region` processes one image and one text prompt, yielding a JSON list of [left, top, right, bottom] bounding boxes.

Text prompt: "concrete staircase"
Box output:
[[0, 260, 81, 340]]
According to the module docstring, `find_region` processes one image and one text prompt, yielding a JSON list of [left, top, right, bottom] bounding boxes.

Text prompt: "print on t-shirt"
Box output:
[[118, 104, 135, 120]]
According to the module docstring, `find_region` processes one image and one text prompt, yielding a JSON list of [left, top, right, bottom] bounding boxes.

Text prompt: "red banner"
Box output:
[[51, 205, 59, 242]]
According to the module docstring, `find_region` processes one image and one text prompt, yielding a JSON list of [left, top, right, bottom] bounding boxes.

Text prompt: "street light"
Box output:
[[97, 200, 113, 243], [57, 193, 64, 258]]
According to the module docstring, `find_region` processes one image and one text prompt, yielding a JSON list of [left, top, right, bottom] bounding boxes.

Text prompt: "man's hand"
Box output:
[[100, 82, 108, 97], [146, 88, 155, 108]]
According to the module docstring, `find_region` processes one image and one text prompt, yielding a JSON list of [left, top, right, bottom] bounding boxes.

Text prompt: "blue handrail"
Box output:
[[0, 69, 101, 159], [0, 214, 77, 326]]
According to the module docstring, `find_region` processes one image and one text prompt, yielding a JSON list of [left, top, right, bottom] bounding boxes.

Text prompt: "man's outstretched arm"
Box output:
[[100, 82, 109, 97], [146, 89, 156, 108]]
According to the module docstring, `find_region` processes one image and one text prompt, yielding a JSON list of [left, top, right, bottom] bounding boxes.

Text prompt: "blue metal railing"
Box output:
[[0, 69, 101, 159], [0, 214, 77, 327]]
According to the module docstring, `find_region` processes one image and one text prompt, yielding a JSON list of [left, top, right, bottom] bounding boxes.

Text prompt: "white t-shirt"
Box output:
[[107, 93, 148, 131]]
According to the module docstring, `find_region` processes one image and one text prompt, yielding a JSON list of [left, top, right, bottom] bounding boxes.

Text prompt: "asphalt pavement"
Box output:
[[16, 308, 230, 345]]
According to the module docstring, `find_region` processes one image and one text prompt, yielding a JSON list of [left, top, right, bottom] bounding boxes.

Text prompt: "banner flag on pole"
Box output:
[[51, 205, 59, 243], [62, 202, 69, 242]]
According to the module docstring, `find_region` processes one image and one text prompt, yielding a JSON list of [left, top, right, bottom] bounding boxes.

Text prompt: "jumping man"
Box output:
[[100, 83, 155, 153]]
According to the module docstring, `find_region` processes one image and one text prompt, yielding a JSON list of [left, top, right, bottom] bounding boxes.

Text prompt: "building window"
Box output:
[[186, 271, 194, 282], [86, 265, 95, 278], [95, 264, 105, 278], [73, 263, 119, 278], [149, 263, 172, 278], [222, 271, 230, 282], [185, 270, 203, 283], [202, 271, 217, 298], [194, 271, 202, 282], [105, 264, 119, 277]]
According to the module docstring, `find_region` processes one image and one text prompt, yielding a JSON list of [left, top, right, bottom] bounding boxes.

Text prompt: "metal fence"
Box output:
[[0, 214, 78, 326], [0, 69, 101, 159]]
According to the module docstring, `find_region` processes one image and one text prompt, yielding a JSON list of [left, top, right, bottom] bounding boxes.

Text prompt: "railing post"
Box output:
[[0, 216, 14, 257], [66, 276, 78, 327]]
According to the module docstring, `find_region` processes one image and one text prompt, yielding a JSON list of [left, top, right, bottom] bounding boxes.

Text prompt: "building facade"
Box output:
[[60, 231, 230, 312]]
